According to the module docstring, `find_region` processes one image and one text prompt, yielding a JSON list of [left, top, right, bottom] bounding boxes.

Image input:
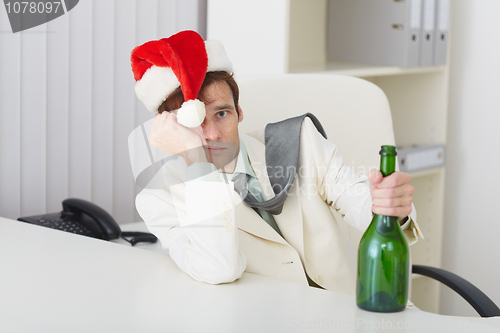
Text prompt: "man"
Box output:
[[131, 31, 420, 294]]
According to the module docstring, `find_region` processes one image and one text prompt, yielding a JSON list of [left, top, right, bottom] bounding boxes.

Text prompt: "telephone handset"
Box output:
[[18, 198, 157, 245], [61, 198, 121, 240]]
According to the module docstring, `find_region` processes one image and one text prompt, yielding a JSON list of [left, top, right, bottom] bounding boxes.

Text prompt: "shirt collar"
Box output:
[[229, 139, 256, 180]]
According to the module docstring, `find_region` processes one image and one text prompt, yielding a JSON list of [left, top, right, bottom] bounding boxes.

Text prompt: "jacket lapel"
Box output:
[[233, 196, 287, 245], [272, 177, 305, 259], [238, 133, 304, 253], [240, 133, 274, 200]]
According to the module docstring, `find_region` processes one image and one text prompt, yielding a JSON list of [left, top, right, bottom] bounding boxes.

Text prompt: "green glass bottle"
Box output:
[[356, 145, 409, 312]]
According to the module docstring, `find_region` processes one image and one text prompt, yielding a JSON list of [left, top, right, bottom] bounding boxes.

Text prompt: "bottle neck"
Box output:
[[372, 214, 399, 234], [377, 146, 397, 219], [380, 154, 396, 177]]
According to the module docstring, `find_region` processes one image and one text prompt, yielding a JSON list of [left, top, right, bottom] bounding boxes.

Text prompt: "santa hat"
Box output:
[[131, 30, 233, 127]]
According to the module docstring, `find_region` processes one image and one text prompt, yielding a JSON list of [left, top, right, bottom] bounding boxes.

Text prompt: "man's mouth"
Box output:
[[205, 145, 226, 153]]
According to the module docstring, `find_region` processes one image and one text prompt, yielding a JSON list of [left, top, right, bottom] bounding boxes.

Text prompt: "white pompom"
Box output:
[[177, 99, 206, 127]]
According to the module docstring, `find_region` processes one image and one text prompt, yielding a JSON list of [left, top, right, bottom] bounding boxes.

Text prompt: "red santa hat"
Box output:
[[131, 30, 233, 127]]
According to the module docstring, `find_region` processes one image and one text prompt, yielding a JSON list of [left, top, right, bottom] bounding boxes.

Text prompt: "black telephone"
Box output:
[[18, 198, 157, 246]]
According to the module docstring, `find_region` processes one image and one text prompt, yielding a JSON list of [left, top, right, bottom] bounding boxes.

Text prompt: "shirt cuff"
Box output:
[[399, 216, 409, 226], [400, 206, 423, 246]]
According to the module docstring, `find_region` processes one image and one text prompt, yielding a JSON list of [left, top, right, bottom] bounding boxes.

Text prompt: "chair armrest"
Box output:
[[412, 265, 500, 317]]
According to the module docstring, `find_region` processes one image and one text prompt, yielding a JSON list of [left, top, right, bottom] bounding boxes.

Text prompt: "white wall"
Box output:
[[441, 0, 500, 316], [0, 0, 205, 224]]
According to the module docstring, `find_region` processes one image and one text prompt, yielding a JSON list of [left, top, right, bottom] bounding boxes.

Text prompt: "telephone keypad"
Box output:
[[18, 213, 95, 237]]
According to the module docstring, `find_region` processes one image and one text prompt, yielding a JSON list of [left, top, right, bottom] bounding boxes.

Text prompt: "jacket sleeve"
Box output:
[[300, 117, 422, 244], [135, 164, 246, 284]]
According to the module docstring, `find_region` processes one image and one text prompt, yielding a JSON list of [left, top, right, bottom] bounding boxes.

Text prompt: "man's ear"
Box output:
[[237, 104, 244, 122]]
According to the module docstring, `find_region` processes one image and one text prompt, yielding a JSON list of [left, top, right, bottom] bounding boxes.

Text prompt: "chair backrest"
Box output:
[[237, 74, 396, 178]]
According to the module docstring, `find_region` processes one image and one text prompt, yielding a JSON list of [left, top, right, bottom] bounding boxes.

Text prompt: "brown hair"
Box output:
[[157, 71, 239, 114]]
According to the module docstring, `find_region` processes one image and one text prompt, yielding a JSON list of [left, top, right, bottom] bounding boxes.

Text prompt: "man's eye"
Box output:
[[217, 111, 228, 118]]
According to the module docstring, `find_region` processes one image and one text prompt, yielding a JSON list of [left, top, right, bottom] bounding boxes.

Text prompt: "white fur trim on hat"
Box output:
[[205, 40, 233, 73], [135, 66, 180, 112], [177, 99, 206, 128]]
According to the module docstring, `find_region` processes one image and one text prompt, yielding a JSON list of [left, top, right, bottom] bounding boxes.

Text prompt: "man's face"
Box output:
[[199, 80, 243, 172]]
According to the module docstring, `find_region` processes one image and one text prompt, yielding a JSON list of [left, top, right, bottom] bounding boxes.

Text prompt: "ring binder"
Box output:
[[327, 0, 422, 67], [397, 144, 446, 172], [433, 0, 450, 65], [420, 0, 436, 66]]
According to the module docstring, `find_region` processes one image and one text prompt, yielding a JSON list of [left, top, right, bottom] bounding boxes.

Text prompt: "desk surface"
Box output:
[[1, 217, 499, 333]]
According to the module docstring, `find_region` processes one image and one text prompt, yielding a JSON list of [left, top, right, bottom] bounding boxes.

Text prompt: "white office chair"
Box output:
[[236, 74, 500, 317]]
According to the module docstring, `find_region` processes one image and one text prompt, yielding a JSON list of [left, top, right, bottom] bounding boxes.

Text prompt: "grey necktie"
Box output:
[[236, 113, 327, 215], [233, 173, 282, 236]]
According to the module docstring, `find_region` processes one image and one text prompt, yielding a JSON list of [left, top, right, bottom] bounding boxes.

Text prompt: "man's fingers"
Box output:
[[371, 205, 413, 219], [369, 171, 413, 219], [190, 126, 207, 146], [373, 172, 410, 189], [371, 183, 414, 199], [372, 195, 413, 209], [165, 112, 176, 124], [369, 169, 383, 185], [152, 111, 168, 129]]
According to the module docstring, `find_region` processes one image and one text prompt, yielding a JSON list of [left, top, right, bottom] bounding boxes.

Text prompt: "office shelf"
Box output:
[[290, 62, 447, 79], [208, 0, 449, 314]]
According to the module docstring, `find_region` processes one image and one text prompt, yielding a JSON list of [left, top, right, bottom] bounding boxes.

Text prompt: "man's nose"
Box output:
[[202, 119, 221, 141]]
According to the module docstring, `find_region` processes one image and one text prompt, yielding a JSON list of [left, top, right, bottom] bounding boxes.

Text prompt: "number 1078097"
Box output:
[[5, 1, 62, 14]]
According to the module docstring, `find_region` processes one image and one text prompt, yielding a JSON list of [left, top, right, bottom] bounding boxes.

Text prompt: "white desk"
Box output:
[[1, 217, 499, 333]]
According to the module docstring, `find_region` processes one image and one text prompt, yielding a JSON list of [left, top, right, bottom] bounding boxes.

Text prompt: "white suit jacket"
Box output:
[[136, 118, 420, 295]]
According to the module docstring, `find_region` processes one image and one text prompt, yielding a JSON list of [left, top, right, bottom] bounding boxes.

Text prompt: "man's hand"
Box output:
[[149, 111, 208, 166], [369, 170, 414, 221]]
